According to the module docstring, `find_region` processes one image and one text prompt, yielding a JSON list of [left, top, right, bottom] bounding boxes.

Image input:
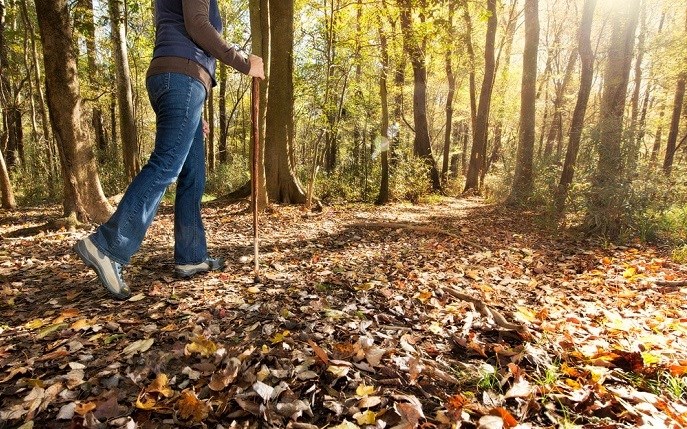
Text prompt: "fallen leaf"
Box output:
[[122, 338, 154, 356], [185, 335, 217, 357], [176, 390, 209, 423]]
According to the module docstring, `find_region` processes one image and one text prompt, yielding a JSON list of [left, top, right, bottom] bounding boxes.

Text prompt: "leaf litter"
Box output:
[[0, 198, 686, 428]]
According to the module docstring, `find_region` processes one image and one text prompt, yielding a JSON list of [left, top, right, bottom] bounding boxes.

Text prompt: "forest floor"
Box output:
[[0, 197, 686, 429]]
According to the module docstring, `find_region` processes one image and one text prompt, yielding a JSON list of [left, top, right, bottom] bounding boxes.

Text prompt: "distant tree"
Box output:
[[376, 19, 391, 205], [109, 0, 140, 181], [555, 0, 597, 216], [464, 0, 497, 194], [398, 0, 441, 191], [34, 0, 112, 223], [662, 4, 687, 176], [508, 0, 540, 205], [587, 0, 640, 237], [441, 0, 457, 184]]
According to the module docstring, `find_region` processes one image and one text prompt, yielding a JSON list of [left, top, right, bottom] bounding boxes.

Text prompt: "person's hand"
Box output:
[[248, 54, 265, 80], [202, 119, 209, 137]]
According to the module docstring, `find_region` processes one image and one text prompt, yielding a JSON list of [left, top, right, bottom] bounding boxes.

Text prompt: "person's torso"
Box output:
[[152, 0, 222, 79]]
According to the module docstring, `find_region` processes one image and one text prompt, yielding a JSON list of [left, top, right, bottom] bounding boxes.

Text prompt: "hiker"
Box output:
[[74, 0, 265, 300]]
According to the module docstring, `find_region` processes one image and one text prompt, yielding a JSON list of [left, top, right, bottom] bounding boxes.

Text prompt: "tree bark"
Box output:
[[543, 50, 576, 161], [460, 0, 477, 133], [376, 22, 390, 205], [398, 0, 441, 191], [264, 0, 306, 203], [464, 0, 497, 194], [0, 146, 14, 208], [587, 0, 640, 237], [249, 0, 269, 208], [663, 75, 686, 175], [555, 0, 596, 216], [109, 0, 140, 182], [663, 6, 687, 176], [507, 0, 540, 205], [34, 0, 112, 223], [441, 1, 457, 184]]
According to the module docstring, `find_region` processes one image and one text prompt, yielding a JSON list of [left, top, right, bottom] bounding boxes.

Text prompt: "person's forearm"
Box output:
[[182, 0, 250, 74]]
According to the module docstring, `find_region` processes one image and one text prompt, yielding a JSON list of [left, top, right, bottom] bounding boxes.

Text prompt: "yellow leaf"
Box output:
[[25, 319, 45, 330], [354, 410, 377, 425], [70, 319, 90, 331], [415, 290, 433, 303], [147, 373, 175, 398], [354, 282, 375, 291], [466, 270, 481, 280], [428, 321, 443, 335], [37, 323, 68, 339], [271, 330, 290, 344], [135, 394, 158, 410], [161, 324, 178, 332], [641, 352, 661, 366], [623, 267, 636, 278], [516, 306, 537, 322], [356, 384, 375, 397], [176, 390, 209, 423], [74, 401, 97, 416], [185, 336, 218, 357]]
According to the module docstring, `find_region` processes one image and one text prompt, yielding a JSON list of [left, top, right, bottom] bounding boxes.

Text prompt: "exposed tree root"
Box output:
[[441, 286, 529, 335], [4, 213, 85, 238]]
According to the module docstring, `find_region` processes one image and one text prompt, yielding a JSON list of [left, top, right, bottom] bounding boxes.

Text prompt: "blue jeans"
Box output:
[[91, 73, 208, 265]]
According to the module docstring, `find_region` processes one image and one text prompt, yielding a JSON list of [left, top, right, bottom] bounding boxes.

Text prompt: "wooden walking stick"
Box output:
[[251, 77, 261, 282]]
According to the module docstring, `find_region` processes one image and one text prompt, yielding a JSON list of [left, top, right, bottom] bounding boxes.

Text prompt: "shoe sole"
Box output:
[[74, 241, 131, 301]]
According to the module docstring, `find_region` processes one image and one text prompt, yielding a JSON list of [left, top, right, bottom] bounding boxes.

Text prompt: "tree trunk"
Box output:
[[249, 0, 269, 208], [264, 0, 305, 203], [543, 50, 576, 161], [207, 88, 215, 172], [34, 0, 112, 223], [460, 0, 477, 133], [587, 0, 640, 237], [507, 0, 540, 205], [464, 0, 497, 194], [555, 0, 597, 216], [376, 22, 390, 205], [650, 100, 665, 166], [218, 61, 228, 164], [663, 6, 687, 176], [441, 1, 456, 184], [0, 146, 14, 208], [398, 0, 441, 191], [487, 0, 518, 177], [663, 75, 686, 175], [109, 0, 140, 182], [625, 3, 646, 174]]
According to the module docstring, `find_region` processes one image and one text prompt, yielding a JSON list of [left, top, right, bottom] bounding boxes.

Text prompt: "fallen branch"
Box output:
[[655, 280, 687, 287], [441, 286, 529, 334]]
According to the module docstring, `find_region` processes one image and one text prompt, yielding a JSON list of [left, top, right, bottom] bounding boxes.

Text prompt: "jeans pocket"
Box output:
[[146, 73, 171, 108]]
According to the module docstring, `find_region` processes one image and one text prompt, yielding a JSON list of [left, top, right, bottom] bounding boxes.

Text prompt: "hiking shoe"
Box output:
[[175, 257, 225, 278], [74, 237, 131, 300]]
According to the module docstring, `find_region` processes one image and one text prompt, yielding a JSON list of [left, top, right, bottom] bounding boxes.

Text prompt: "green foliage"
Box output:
[[10, 167, 60, 206], [205, 159, 251, 197], [389, 152, 432, 204]]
